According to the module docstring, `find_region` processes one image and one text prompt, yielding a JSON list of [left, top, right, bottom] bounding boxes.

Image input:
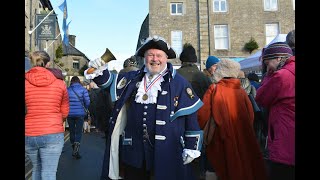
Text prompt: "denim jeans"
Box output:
[[25, 133, 64, 180], [67, 116, 84, 144]]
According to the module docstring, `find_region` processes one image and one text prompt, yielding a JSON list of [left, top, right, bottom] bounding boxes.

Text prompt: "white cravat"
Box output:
[[135, 67, 168, 104]]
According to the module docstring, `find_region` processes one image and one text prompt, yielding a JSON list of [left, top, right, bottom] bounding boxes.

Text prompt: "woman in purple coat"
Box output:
[[255, 42, 295, 180]]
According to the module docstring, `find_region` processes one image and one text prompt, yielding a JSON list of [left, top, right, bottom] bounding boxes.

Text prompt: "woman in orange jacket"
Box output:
[[25, 50, 69, 180]]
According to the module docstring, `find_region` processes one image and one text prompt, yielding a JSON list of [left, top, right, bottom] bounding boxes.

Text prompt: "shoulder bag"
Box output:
[[203, 83, 217, 146], [71, 87, 90, 115]]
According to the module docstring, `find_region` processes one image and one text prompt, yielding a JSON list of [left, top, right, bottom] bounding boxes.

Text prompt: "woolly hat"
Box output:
[[212, 59, 240, 82], [206, 56, 220, 69], [262, 42, 293, 61], [179, 44, 197, 62], [123, 56, 138, 68], [135, 35, 177, 59]]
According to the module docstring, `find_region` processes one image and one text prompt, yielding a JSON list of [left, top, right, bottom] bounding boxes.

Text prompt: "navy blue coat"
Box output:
[[94, 63, 203, 180]]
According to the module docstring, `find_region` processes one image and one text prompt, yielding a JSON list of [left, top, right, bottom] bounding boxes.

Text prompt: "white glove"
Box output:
[[84, 57, 108, 80], [88, 57, 105, 69], [182, 149, 201, 165]]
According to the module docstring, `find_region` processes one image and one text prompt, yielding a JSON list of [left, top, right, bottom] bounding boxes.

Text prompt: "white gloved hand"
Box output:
[[88, 57, 105, 69], [182, 149, 201, 165]]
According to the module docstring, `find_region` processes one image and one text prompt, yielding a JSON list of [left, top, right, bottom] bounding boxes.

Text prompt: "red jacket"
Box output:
[[256, 56, 295, 165], [25, 67, 69, 136], [198, 78, 267, 180]]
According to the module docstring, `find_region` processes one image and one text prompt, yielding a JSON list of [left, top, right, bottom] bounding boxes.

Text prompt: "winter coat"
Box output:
[[94, 63, 203, 180], [25, 67, 69, 136], [255, 56, 295, 165], [177, 63, 212, 99], [67, 83, 90, 117], [197, 78, 268, 180]]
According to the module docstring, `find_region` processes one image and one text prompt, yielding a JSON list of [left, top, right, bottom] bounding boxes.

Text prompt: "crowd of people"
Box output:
[[25, 29, 295, 180]]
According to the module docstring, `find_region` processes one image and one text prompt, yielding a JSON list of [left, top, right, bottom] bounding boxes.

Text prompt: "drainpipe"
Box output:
[[196, 0, 201, 69], [207, 0, 211, 55], [29, 0, 32, 51]]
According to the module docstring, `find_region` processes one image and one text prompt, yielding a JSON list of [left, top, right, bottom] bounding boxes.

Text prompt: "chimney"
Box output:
[[69, 35, 76, 46]]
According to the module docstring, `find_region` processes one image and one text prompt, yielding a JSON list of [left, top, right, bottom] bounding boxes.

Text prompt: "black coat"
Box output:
[[177, 63, 212, 99]]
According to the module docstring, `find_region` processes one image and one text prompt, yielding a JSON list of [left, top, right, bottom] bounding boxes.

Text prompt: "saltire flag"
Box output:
[[63, 20, 72, 46]]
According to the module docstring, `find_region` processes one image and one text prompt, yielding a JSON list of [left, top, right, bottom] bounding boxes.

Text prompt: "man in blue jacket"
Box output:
[[85, 35, 203, 180]]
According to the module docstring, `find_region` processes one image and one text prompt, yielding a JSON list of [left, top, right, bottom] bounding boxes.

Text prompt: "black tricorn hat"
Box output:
[[135, 35, 177, 59], [180, 43, 197, 63]]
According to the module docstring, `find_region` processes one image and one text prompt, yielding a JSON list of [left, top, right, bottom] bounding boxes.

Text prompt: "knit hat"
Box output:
[[262, 42, 293, 61], [123, 56, 138, 68], [205, 56, 220, 69], [179, 43, 197, 62], [135, 35, 177, 59]]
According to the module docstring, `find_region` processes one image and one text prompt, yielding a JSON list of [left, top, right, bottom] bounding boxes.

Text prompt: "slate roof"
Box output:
[[62, 43, 90, 62]]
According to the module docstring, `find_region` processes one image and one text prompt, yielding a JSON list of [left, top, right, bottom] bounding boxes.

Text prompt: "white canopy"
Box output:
[[239, 34, 287, 70]]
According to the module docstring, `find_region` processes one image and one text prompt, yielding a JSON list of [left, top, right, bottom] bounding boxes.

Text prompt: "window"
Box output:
[[213, 0, 227, 12], [265, 23, 279, 45], [73, 59, 80, 69], [264, 0, 278, 11], [37, 2, 43, 14], [171, 31, 183, 57], [171, 3, 183, 15], [214, 25, 229, 50]]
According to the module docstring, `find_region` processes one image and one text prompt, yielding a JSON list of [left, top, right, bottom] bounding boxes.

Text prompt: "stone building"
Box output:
[[137, 0, 295, 70], [25, 0, 61, 61], [25, 0, 90, 81], [60, 35, 90, 84]]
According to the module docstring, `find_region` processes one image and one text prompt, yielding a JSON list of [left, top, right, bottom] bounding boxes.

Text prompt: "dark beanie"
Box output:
[[262, 42, 293, 61], [179, 44, 197, 63]]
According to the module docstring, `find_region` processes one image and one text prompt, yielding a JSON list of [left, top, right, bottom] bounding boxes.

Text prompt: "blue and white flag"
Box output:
[[63, 20, 72, 46], [58, 0, 69, 46]]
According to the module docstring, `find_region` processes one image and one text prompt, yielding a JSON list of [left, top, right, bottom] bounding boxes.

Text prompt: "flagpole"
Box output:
[[28, 9, 54, 34], [44, 33, 61, 52]]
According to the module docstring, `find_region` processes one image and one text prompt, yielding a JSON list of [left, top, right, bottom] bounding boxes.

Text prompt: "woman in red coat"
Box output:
[[256, 42, 295, 180], [25, 51, 69, 180], [197, 59, 268, 180]]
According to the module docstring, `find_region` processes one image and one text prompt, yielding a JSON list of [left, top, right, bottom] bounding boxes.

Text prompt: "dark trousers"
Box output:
[[124, 162, 152, 180], [268, 161, 295, 180]]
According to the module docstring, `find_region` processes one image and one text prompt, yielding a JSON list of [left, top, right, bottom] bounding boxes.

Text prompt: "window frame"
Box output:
[[214, 25, 229, 50], [264, 0, 278, 11], [73, 59, 80, 70], [170, 3, 183, 15], [171, 30, 183, 57], [213, 0, 227, 12], [265, 23, 279, 45]]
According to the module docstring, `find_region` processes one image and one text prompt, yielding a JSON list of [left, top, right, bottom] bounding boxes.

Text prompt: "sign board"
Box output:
[[35, 14, 56, 40]]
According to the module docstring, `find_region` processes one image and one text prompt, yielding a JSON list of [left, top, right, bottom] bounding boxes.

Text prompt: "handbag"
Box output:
[[71, 87, 89, 115], [203, 84, 217, 146]]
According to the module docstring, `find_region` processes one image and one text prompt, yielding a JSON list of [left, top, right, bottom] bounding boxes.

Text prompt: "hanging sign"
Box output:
[[35, 14, 57, 40]]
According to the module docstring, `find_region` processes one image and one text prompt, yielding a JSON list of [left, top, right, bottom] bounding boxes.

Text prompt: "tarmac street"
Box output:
[[25, 130, 106, 180], [57, 130, 106, 180]]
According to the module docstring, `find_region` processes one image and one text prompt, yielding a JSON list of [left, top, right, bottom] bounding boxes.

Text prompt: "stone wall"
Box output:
[[148, 0, 295, 70]]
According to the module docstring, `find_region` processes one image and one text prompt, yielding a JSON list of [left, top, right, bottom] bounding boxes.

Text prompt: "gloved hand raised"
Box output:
[[84, 57, 109, 80], [89, 57, 105, 69]]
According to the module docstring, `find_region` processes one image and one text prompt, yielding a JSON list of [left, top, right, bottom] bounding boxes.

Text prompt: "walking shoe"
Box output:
[[74, 152, 82, 159], [72, 142, 80, 157]]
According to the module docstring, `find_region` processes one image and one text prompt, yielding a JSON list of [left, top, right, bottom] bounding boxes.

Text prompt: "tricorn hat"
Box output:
[[135, 35, 177, 59]]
